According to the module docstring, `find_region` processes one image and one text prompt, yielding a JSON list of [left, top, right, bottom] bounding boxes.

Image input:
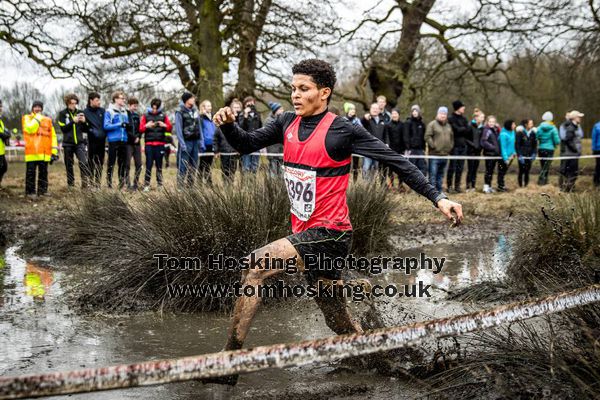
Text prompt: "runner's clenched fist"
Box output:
[[213, 107, 236, 126]]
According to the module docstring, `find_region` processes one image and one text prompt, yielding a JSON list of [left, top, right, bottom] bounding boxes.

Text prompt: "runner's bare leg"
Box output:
[[313, 295, 363, 335], [224, 239, 363, 350], [224, 238, 300, 351]]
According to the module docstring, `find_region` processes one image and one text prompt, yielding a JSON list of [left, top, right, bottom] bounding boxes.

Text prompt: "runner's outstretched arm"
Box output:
[[215, 106, 287, 154], [350, 122, 463, 225]]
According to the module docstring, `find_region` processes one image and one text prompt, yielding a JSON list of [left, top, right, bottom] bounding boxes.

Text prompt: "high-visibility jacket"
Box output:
[[0, 118, 5, 156], [22, 113, 58, 162]]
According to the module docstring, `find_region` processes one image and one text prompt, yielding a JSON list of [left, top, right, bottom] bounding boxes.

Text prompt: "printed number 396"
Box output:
[[285, 178, 314, 202]]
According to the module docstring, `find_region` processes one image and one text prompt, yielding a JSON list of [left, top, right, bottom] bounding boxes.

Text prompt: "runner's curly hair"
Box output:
[[292, 59, 336, 103]]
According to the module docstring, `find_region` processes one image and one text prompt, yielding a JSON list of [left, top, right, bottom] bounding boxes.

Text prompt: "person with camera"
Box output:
[[140, 98, 172, 191], [103, 91, 130, 189], [239, 96, 262, 173], [22, 101, 58, 198], [175, 92, 204, 187], [57, 93, 91, 189]]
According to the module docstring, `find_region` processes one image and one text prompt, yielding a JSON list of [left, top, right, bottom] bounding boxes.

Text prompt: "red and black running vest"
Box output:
[[283, 112, 352, 233]]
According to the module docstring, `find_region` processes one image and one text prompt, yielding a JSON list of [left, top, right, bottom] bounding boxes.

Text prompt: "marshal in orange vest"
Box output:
[[22, 113, 58, 162]]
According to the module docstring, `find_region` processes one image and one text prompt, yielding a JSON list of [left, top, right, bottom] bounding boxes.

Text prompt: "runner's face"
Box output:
[[291, 74, 330, 117]]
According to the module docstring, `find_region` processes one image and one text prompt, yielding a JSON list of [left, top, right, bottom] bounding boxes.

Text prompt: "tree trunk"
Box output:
[[368, 0, 436, 107], [193, 0, 225, 106], [231, 0, 272, 102]]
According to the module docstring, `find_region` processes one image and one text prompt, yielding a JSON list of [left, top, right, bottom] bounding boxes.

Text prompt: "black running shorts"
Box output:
[[286, 227, 352, 284]]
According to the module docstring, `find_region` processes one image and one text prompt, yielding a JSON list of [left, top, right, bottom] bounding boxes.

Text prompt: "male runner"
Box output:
[[212, 59, 463, 384]]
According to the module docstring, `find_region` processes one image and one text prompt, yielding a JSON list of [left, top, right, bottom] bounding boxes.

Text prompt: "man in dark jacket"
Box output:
[[58, 93, 90, 188], [446, 100, 470, 193], [360, 103, 386, 181], [403, 105, 427, 176], [480, 116, 500, 193], [214, 126, 238, 180], [559, 111, 584, 192], [126, 97, 142, 190], [466, 110, 484, 191], [239, 96, 262, 173], [83, 92, 106, 188], [175, 92, 204, 187], [385, 108, 405, 189]]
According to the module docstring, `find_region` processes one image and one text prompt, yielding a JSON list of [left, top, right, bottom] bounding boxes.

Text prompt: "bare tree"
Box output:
[[0, 0, 339, 106], [341, 0, 590, 107]]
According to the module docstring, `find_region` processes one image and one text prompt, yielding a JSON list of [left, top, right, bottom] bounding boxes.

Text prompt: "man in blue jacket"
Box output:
[[103, 91, 130, 189], [592, 119, 600, 187]]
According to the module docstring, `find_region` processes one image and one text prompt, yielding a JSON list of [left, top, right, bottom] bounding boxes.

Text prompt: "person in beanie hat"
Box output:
[[268, 101, 282, 114], [175, 92, 204, 187], [447, 99, 469, 193], [22, 100, 58, 198], [536, 111, 560, 185], [403, 104, 427, 176], [425, 106, 453, 192]]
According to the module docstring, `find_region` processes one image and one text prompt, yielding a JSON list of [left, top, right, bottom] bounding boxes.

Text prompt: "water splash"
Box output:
[[1, 284, 598, 399]]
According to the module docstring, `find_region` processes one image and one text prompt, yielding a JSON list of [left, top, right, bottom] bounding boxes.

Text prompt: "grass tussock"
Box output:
[[507, 193, 600, 294], [428, 193, 600, 399], [23, 173, 397, 312]]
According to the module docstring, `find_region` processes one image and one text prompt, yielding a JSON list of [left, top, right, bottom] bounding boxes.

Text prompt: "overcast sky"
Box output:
[[0, 0, 474, 95]]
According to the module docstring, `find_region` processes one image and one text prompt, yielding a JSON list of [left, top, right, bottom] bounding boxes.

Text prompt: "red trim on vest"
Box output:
[[283, 112, 352, 233]]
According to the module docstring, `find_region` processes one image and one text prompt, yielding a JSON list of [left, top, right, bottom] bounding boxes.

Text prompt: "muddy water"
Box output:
[[0, 236, 511, 399]]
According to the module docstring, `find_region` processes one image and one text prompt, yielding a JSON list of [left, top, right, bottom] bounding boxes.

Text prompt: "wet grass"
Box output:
[[20, 172, 397, 312], [427, 193, 600, 399]]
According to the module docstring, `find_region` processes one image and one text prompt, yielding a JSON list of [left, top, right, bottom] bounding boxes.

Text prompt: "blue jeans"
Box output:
[[428, 157, 447, 192], [362, 157, 379, 181], [177, 139, 200, 187], [242, 154, 259, 173]]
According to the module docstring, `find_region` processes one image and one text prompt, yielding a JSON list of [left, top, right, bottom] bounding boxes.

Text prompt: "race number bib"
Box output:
[[284, 166, 316, 221]]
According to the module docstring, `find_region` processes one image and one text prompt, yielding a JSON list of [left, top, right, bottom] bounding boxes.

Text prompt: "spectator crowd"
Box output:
[[0, 92, 599, 198]]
